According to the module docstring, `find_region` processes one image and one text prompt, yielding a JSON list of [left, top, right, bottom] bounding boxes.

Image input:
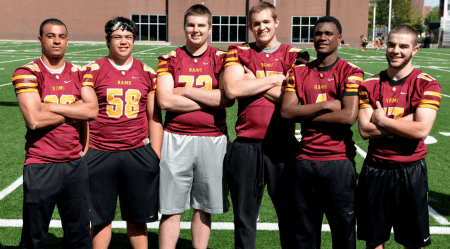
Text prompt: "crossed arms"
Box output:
[[18, 86, 98, 130], [358, 101, 436, 141], [157, 73, 234, 113], [280, 90, 359, 126]]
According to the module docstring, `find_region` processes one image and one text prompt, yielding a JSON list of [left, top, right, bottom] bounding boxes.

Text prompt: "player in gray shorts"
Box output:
[[155, 4, 234, 249]]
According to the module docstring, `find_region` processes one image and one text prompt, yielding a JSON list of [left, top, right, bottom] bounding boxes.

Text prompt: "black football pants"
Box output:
[[20, 158, 91, 249], [224, 137, 298, 249], [291, 159, 356, 249]]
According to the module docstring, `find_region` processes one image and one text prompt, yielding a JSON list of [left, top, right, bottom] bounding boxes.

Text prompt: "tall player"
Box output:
[[222, 2, 309, 248], [12, 18, 97, 248], [281, 16, 364, 248], [156, 5, 233, 249], [83, 17, 162, 249], [357, 25, 440, 249]]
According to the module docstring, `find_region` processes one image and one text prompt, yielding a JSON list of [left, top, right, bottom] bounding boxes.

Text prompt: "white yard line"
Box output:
[[0, 48, 107, 64], [417, 50, 450, 56], [133, 45, 170, 54], [429, 206, 450, 225], [0, 57, 37, 64], [0, 176, 23, 200], [413, 55, 447, 62], [355, 145, 367, 158], [0, 219, 449, 234], [0, 82, 12, 87], [66, 48, 107, 54]]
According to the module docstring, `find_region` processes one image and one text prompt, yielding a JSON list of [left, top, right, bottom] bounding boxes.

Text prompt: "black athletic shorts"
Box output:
[[21, 158, 91, 248], [85, 144, 160, 226], [357, 158, 431, 248]]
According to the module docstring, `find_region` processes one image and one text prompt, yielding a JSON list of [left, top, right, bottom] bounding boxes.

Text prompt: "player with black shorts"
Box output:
[[12, 18, 98, 248], [83, 17, 163, 249], [357, 25, 440, 249], [222, 2, 309, 248], [281, 16, 363, 248], [156, 5, 233, 249], [361, 35, 368, 51]]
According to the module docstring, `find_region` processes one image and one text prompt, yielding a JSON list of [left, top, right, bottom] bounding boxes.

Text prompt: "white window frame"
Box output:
[[211, 15, 247, 43], [291, 16, 321, 44], [131, 14, 167, 42]]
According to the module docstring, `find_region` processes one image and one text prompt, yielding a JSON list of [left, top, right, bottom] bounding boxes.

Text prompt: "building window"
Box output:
[[292, 16, 320, 43], [212, 16, 247, 43], [131, 14, 167, 41]]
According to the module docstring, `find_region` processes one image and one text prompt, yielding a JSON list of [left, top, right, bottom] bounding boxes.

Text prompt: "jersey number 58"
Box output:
[[107, 89, 141, 118]]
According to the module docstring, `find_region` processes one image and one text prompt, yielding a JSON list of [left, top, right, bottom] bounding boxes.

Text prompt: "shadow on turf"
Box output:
[[0, 231, 201, 249], [429, 190, 450, 217], [0, 101, 18, 107]]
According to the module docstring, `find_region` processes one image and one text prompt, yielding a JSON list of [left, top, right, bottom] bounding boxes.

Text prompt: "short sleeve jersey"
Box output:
[[157, 46, 227, 136], [84, 57, 157, 151], [223, 42, 310, 140], [285, 58, 364, 161], [12, 59, 89, 165], [359, 69, 441, 163]]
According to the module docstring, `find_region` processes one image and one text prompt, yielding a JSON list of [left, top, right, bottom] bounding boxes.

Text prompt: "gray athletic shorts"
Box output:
[[159, 131, 229, 215]]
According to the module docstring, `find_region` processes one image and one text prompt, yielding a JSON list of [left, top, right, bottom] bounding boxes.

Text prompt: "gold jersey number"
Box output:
[[107, 89, 141, 118], [255, 70, 282, 78], [383, 107, 404, 120], [178, 75, 212, 90], [43, 95, 76, 104], [316, 93, 327, 103]]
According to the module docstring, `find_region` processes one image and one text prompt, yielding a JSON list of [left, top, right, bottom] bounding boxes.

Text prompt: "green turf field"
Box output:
[[0, 41, 449, 248]]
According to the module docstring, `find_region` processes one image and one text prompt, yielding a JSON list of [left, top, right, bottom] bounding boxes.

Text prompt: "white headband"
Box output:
[[112, 22, 124, 31]]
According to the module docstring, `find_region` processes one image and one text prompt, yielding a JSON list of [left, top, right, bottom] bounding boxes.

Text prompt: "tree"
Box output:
[[371, 0, 391, 27], [411, 11, 425, 34], [425, 6, 440, 31], [369, 0, 425, 33]]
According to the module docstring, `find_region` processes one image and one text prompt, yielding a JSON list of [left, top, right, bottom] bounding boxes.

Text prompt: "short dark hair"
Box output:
[[248, 1, 277, 25], [184, 4, 212, 27], [389, 25, 418, 47], [314, 16, 342, 35], [39, 18, 68, 37], [105, 17, 138, 44]]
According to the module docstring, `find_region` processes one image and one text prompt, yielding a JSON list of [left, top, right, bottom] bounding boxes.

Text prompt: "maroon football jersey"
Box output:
[[12, 59, 90, 165], [224, 42, 309, 139], [359, 69, 441, 163], [285, 58, 364, 161], [85, 57, 157, 151], [157, 46, 226, 136]]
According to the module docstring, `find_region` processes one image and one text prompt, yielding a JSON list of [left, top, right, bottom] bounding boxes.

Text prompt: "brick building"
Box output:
[[0, 0, 369, 47], [423, 5, 432, 18], [411, 0, 425, 15]]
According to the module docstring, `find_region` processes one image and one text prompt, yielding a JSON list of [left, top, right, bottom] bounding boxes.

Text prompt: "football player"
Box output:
[[361, 35, 368, 52], [357, 25, 440, 249], [83, 17, 162, 249], [12, 18, 97, 248], [281, 16, 363, 248], [222, 1, 309, 248], [156, 5, 233, 249]]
